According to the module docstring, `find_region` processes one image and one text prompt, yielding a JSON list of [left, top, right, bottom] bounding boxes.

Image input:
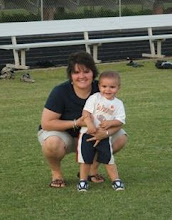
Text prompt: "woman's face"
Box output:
[[71, 64, 93, 90]]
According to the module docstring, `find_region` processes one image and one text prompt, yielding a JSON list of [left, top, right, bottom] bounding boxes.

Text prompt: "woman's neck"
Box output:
[[73, 85, 92, 99]]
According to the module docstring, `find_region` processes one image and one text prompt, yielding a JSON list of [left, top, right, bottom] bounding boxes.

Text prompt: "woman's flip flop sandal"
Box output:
[[77, 172, 105, 183], [88, 174, 105, 183], [49, 179, 66, 188]]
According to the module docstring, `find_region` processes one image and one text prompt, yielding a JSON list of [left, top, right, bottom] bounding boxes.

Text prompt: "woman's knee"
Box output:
[[42, 136, 66, 157], [113, 134, 128, 153]]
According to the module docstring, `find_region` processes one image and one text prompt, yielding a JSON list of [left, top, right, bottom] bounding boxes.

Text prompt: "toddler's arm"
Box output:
[[82, 110, 96, 134], [100, 119, 123, 130]]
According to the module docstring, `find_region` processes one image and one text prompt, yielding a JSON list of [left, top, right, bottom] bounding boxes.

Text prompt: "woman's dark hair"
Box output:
[[66, 51, 99, 80]]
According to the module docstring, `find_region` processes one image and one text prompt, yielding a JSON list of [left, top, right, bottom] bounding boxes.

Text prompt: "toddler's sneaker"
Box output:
[[77, 180, 88, 192], [112, 179, 125, 191]]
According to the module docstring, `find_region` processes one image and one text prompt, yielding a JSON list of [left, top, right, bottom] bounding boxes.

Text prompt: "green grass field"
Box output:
[[0, 59, 172, 220]]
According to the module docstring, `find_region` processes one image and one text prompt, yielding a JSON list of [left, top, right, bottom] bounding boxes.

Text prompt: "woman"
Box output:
[[38, 51, 127, 188]]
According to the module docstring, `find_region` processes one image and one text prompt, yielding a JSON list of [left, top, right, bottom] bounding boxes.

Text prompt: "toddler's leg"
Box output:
[[105, 163, 125, 191], [80, 163, 91, 180], [77, 163, 91, 192], [105, 163, 119, 181]]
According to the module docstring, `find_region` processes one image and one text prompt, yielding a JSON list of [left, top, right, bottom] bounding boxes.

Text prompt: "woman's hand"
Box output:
[[87, 125, 97, 135], [86, 127, 107, 147], [86, 125, 122, 147]]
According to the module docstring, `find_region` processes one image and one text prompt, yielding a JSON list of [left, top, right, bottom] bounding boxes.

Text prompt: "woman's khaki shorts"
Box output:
[[37, 129, 127, 154]]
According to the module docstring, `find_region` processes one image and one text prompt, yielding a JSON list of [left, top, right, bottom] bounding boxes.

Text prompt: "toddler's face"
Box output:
[[99, 78, 119, 100]]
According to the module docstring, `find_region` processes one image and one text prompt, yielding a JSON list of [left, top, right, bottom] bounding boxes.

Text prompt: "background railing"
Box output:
[[0, 0, 172, 22]]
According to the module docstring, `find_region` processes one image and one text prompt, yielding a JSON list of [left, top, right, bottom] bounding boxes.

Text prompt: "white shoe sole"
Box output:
[[78, 189, 87, 192]]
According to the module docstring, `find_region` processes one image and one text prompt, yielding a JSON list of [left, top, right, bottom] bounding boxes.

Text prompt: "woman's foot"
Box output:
[[77, 172, 105, 183], [88, 174, 105, 183], [49, 179, 66, 188]]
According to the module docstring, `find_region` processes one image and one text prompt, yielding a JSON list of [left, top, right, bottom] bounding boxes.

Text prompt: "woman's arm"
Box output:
[[41, 108, 83, 131], [89, 125, 122, 140], [87, 124, 122, 146]]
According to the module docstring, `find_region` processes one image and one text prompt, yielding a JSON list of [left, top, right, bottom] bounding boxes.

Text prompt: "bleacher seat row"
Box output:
[[0, 14, 172, 69]]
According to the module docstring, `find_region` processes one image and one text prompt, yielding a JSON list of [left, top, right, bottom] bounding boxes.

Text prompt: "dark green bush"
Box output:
[[0, 12, 40, 22], [0, 7, 154, 23]]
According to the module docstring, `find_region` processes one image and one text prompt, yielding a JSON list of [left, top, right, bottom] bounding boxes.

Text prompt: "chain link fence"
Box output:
[[0, 0, 172, 22]]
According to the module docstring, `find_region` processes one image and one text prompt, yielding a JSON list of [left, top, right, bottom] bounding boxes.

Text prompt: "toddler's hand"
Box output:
[[76, 116, 85, 127], [100, 120, 112, 130]]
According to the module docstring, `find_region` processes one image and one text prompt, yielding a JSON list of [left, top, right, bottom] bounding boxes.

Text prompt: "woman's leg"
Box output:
[[112, 134, 128, 153], [38, 129, 74, 187], [42, 136, 67, 186]]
